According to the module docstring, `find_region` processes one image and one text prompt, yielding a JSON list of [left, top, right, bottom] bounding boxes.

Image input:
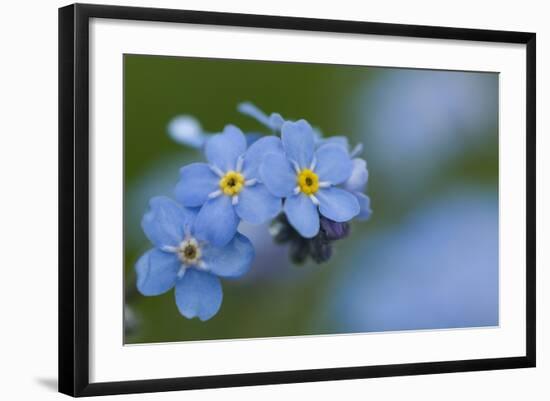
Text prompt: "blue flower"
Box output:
[[175, 125, 282, 246], [259, 120, 360, 238], [135, 196, 255, 321], [239, 102, 371, 224]]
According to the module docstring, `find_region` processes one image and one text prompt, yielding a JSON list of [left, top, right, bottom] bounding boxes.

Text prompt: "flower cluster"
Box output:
[[136, 103, 371, 320]]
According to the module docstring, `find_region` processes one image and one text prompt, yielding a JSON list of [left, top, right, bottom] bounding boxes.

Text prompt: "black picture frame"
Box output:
[[59, 3, 536, 397]]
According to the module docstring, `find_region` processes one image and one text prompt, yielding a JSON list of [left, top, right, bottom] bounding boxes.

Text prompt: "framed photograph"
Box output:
[[58, 3, 536, 397]]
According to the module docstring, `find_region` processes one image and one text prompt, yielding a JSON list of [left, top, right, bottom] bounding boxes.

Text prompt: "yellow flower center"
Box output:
[[178, 238, 202, 265], [219, 171, 245, 196], [297, 169, 319, 195]]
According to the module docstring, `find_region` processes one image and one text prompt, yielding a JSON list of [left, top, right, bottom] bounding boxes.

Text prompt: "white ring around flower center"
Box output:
[[177, 237, 203, 266]]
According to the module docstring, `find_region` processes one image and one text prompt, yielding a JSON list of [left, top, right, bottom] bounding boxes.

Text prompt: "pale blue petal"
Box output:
[[205, 125, 247, 171], [259, 152, 296, 197], [281, 120, 315, 169], [202, 233, 255, 278], [316, 135, 349, 151], [175, 163, 219, 207], [245, 133, 262, 146], [317, 187, 360, 222], [344, 158, 369, 192], [135, 248, 180, 296], [194, 195, 239, 247], [141, 196, 195, 248], [355, 192, 373, 221], [235, 184, 282, 224], [284, 194, 320, 238], [314, 144, 353, 184], [312, 127, 323, 143], [175, 269, 222, 321], [242, 136, 283, 179], [167, 115, 209, 149], [269, 113, 285, 131]]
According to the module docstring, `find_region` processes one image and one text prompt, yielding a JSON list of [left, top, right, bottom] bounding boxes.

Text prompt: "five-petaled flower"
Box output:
[[259, 120, 360, 238], [135, 196, 254, 321], [175, 125, 283, 247], [237, 102, 371, 222]]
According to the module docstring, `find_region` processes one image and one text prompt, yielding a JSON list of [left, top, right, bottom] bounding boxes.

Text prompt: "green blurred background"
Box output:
[[124, 54, 499, 344]]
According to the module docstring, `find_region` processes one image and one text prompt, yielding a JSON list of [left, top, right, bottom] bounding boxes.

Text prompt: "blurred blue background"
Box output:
[[124, 55, 499, 343]]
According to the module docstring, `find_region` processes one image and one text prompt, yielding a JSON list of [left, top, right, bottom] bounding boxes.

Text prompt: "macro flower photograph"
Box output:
[[124, 55, 498, 344]]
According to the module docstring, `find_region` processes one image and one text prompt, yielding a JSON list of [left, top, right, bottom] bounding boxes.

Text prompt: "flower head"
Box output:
[[135, 196, 255, 321], [175, 125, 282, 246], [237, 102, 371, 223], [260, 120, 360, 238]]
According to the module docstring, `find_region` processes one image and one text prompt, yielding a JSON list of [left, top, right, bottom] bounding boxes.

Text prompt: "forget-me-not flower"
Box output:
[[239, 102, 371, 223], [175, 125, 282, 246], [260, 120, 360, 238], [135, 196, 255, 321]]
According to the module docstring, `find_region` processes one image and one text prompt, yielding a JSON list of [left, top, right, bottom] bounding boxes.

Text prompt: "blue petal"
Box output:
[[344, 158, 369, 192], [314, 144, 353, 184], [235, 184, 282, 224], [194, 195, 239, 247], [284, 194, 320, 238], [281, 120, 315, 169], [175, 163, 219, 207], [269, 113, 285, 131], [311, 127, 324, 143], [167, 115, 209, 149], [135, 248, 180, 296], [245, 133, 262, 146], [242, 136, 283, 179], [316, 135, 349, 151], [175, 268, 222, 321], [355, 192, 372, 221], [259, 152, 296, 197], [316, 187, 360, 222], [141, 196, 196, 248], [202, 233, 255, 278], [205, 125, 247, 171]]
